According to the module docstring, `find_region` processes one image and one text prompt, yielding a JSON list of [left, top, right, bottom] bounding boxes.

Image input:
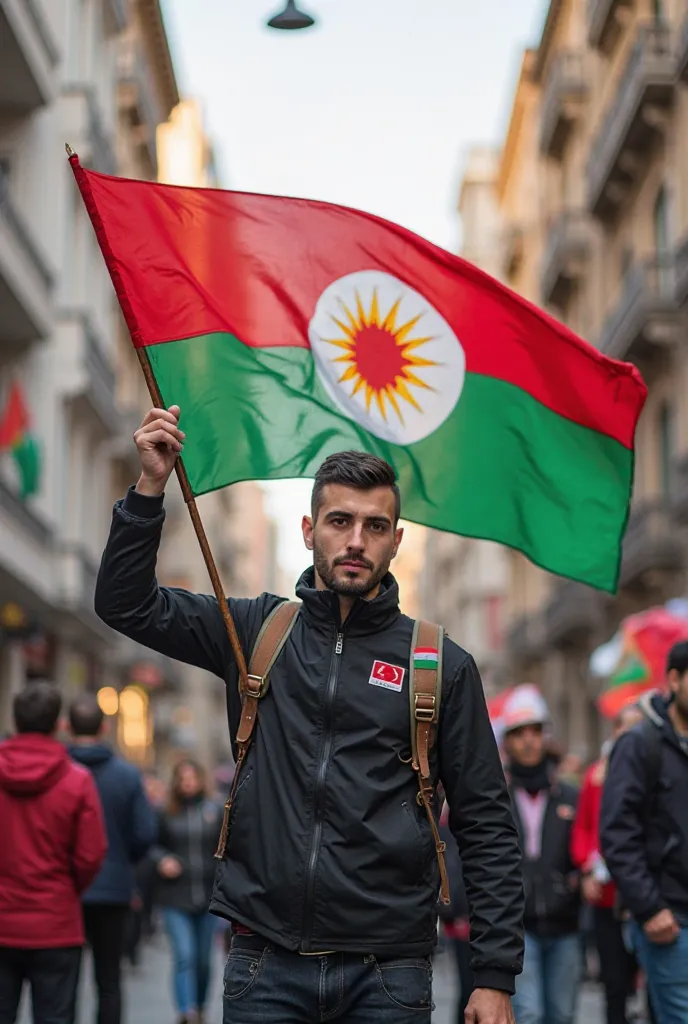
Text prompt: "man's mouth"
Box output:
[[337, 560, 370, 571]]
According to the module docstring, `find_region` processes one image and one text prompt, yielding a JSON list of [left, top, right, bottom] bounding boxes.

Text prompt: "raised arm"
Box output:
[[94, 405, 281, 682]]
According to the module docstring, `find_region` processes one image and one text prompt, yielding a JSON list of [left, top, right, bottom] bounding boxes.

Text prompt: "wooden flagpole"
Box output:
[[64, 143, 249, 686], [135, 348, 249, 687]]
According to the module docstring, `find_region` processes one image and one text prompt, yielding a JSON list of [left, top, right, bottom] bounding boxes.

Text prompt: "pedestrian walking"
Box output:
[[94, 407, 524, 1024], [503, 686, 581, 1024], [571, 703, 644, 1024], [153, 759, 222, 1024], [601, 641, 688, 1024], [0, 682, 107, 1024], [68, 694, 157, 1024]]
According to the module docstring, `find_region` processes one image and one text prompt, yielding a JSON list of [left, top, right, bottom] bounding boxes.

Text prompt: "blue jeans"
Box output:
[[631, 922, 688, 1024], [512, 932, 580, 1024], [222, 934, 433, 1022], [163, 908, 217, 1015]]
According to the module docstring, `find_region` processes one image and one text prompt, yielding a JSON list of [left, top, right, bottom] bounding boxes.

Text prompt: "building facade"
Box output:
[[456, 0, 688, 757], [420, 147, 509, 695]]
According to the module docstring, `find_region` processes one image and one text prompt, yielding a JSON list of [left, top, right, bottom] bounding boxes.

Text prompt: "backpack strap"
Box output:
[[409, 619, 450, 905], [215, 600, 300, 859]]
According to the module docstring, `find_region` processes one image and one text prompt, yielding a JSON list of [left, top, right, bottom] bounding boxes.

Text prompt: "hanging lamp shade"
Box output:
[[267, 0, 316, 30]]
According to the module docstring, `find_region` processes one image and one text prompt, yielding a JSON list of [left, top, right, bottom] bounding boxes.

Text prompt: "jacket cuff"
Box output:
[[472, 969, 516, 995], [122, 485, 165, 519], [635, 904, 667, 925]]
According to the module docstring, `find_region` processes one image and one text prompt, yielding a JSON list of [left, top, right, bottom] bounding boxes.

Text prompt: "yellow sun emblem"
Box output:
[[324, 289, 437, 424]]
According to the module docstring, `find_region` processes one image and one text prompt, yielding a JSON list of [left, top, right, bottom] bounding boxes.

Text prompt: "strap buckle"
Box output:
[[414, 694, 436, 723], [245, 673, 268, 699]]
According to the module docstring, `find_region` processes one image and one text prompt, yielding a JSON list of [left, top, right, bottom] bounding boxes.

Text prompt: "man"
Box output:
[[68, 694, 157, 1024], [601, 642, 688, 1023], [502, 686, 580, 1024], [95, 404, 524, 1024], [0, 682, 107, 1024], [571, 703, 645, 1024]]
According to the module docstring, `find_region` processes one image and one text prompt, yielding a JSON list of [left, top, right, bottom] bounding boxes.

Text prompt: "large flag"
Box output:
[[71, 157, 646, 592]]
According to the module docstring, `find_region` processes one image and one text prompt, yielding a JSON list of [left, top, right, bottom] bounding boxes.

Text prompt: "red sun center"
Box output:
[[352, 325, 405, 391]]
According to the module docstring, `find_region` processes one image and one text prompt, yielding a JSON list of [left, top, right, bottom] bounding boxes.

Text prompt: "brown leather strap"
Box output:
[[215, 601, 300, 859], [410, 619, 450, 904]]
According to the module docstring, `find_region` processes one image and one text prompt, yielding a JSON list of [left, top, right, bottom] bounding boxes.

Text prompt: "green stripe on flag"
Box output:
[[148, 330, 634, 592]]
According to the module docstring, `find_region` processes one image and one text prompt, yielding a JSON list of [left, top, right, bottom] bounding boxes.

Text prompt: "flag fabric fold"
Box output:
[[70, 156, 647, 592]]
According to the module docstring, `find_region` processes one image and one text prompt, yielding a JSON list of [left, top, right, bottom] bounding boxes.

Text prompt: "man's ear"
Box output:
[[302, 515, 314, 551], [391, 525, 404, 559]]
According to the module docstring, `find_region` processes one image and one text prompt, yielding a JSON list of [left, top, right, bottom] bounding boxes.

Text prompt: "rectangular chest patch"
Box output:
[[369, 660, 405, 692]]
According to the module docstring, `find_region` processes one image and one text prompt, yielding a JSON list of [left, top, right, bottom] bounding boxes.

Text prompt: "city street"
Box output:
[[17, 932, 606, 1024]]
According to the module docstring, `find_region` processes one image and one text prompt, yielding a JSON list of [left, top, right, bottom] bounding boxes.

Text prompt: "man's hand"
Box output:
[[465, 988, 514, 1023], [581, 874, 603, 904], [157, 855, 183, 880], [644, 908, 680, 945], [134, 406, 185, 496]]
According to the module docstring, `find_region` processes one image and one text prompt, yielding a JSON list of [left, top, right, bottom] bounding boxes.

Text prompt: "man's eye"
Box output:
[[370, 523, 385, 533], [331, 518, 347, 527]]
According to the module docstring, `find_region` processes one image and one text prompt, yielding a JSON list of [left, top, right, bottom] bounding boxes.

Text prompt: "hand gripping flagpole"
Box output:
[[64, 145, 250, 690]]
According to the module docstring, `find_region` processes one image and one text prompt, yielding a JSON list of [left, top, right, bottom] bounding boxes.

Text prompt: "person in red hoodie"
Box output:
[[570, 703, 643, 1024], [0, 681, 107, 1024]]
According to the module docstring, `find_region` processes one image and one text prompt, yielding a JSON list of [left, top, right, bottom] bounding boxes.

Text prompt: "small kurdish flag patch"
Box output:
[[413, 647, 439, 670]]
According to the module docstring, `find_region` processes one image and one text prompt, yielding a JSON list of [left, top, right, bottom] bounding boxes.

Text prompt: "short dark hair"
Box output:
[[311, 451, 400, 523], [69, 694, 105, 737], [14, 682, 62, 735], [667, 640, 688, 676]]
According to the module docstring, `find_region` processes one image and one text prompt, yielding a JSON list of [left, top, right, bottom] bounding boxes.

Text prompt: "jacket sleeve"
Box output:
[[95, 488, 273, 681], [438, 652, 524, 994], [128, 772, 157, 863], [600, 729, 664, 923], [73, 771, 108, 893], [570, 767, 597, 872]]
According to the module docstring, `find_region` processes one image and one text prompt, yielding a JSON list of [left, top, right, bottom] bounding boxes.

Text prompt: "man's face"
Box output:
[[302, 483, 403, 598], [668, 668, 688, 718], [504, 723, 545, 767]]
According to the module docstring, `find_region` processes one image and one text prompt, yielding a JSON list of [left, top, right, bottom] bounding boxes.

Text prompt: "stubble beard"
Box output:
[[313, 542, 391, 598]]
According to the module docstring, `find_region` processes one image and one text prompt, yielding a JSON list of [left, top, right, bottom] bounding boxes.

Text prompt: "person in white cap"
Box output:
[[502, 686, 581, 1024]]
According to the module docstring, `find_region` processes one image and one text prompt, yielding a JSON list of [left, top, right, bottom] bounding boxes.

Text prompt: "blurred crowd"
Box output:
[[1, 637, 687, 1024]]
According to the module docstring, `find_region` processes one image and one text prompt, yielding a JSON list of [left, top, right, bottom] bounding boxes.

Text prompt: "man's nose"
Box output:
[[347, 525, 365, 549]]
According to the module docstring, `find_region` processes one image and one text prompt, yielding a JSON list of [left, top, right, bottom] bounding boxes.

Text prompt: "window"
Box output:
[[659, 401, 674, 502], [654, 186, 669, 255]]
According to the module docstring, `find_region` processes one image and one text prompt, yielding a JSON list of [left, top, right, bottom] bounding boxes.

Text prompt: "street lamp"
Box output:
[[267, 1, 316, 30]]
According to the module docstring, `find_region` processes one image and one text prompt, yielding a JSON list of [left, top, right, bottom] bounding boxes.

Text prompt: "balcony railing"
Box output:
[[540, 210, 590, 308], [539, 51, 587, 159], [587, 23, 675, 219], [544, 581, 602, 648], [679, 13, 688, 83], [588, 0, 633, 52], [598, 255, 681, 360], [619, 501, 683, 589]]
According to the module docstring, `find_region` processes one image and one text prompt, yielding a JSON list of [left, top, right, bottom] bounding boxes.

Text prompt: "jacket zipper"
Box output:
[[301, 629, 344, 949]]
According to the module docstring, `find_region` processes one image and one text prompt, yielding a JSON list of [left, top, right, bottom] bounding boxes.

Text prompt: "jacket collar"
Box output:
[[295, 565, 401, 635]]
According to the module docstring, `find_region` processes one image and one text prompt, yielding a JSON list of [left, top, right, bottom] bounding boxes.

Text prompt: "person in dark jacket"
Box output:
[[503, 686, 581, 1024], [0, 682, 107, 1024], [601, 640, 688, 1024], [153, 759, 222, 1024], [68, 694, 157, 1024], [94, 406, 524, 1024]]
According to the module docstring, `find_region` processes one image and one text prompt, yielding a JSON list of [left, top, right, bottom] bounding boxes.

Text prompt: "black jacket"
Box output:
[[152, 796, 224, 913], [94, 488, 524, 992], [508, 770, 580, 938], [600, 692, 688, 924]]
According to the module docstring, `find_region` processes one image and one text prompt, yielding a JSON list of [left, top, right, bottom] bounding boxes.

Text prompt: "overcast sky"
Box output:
[[161, 0, 546, 581]]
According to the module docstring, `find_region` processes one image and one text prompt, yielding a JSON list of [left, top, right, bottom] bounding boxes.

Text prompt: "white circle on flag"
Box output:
[[308, 270, 465, 445]]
